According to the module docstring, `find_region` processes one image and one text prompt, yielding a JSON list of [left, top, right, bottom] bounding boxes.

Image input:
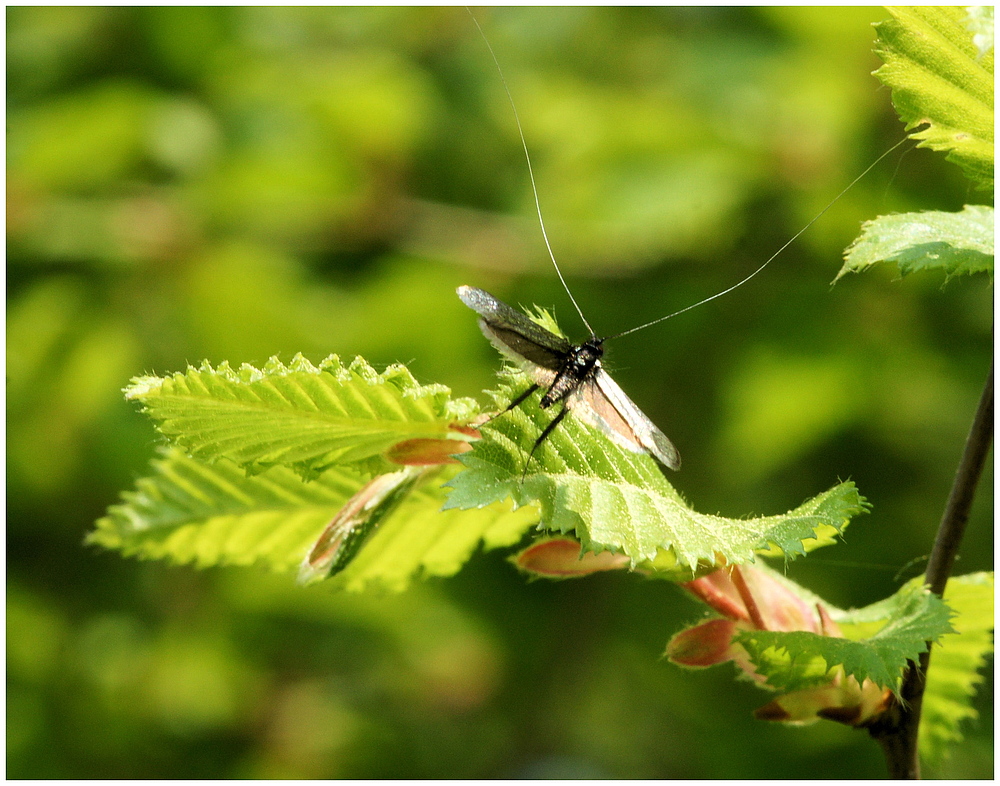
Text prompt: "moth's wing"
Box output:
[[477, 320, 562, 388], [457, 286, 569, 381], [572, 370, 681, 470]]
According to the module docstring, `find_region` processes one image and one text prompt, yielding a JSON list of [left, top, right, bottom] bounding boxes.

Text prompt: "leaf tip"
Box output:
[[124, 375, 163, 399]]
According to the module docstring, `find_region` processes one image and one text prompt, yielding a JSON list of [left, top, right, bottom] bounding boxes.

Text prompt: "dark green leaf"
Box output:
[[737, 581, 955, 691], [446, 372, 867, 572]]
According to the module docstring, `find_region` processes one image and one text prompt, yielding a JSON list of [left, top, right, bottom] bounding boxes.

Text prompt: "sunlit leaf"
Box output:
[[919, 572, 994, 765], [874, 6, 994, 189], [125, 354, 479, 478], [836, 206, 994, 282], [90, 447, 538, 592], [89, 447, 361, 572]]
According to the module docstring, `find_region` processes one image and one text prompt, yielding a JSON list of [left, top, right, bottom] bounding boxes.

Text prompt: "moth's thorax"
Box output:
[[539, 338, 605, 408], [573, 338, 605, 365]]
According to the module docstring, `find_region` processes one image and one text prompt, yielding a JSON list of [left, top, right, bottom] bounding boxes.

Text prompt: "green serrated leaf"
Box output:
[[446, 372, 867, 570], [919, 572, 995, 765], [836, 205, 994, 282], [89, 446, 537, 591], [125, 353, 479, 477], [737, 582, 954, 692], [875, 7, 994, 189], [89, 446, 360, 572]]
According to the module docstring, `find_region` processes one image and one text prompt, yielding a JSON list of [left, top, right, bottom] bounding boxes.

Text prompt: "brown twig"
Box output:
[[867, 360, 994, 778]]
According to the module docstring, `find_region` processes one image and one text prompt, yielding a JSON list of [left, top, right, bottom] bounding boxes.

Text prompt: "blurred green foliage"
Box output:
[[7, 7, 991, 778]]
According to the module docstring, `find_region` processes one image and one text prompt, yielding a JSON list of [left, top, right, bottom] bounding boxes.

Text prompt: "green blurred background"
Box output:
[[7, 7, 992, 778]]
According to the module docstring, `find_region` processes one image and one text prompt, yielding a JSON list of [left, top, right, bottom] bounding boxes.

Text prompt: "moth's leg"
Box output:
[[483, 384, 539, 424], [522, 405, 569, 480], [504, 384, 540, 412]]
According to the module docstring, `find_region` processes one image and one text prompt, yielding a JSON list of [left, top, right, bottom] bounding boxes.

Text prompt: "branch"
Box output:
[[924, 360, 995, 595], [867, 360, 994, 778]]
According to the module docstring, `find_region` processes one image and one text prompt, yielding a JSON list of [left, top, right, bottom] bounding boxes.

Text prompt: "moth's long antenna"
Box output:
[[467, 9, 596, 337], [607, 135, 913, 342]]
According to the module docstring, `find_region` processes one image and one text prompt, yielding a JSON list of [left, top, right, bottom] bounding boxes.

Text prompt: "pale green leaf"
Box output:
[[89, 447, 538, 592], [446, 372, 867, 571], [836, 206, 994, 282], [919, 572, 995, 765], [737, 581, 954, 691], [89, 446, 359, 572], [125, 353, 479, 477], [875, 7, 994, 188]]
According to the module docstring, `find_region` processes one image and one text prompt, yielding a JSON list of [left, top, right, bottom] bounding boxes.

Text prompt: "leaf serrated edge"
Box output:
[[735, 585, 955, 693], [125, 352, 480, 420]]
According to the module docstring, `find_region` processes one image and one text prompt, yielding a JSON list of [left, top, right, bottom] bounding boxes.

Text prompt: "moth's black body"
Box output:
[[542, 339, 603, 407], [457, 285, 680, 471]]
